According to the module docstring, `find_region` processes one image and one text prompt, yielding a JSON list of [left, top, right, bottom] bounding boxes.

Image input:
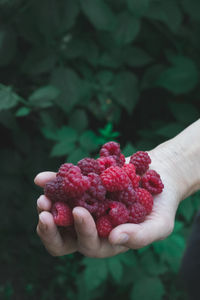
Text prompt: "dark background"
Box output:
[[0, 0, 200, 299]]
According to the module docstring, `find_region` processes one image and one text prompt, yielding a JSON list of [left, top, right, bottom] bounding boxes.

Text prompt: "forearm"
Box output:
[[151, 119, 200, 201]]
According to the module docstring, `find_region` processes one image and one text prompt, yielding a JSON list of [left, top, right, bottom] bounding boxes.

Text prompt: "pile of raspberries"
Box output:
[[44, 142, 164, 238]]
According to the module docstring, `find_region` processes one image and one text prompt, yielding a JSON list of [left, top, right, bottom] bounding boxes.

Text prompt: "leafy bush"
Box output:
[[1, 0, 200, 299]]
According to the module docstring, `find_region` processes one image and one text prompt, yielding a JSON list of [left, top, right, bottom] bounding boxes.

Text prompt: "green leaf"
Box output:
[[127, 0, 150, 16], [157, 55, 199, 94], [42, 126, 78, 142], [80, 131, 99, 152], [67, 148, 89, 164], [123, 143, 137, 157], [113, 12, 141, 45], [131, 277, 165, 300], [178, 197, 196, 222], [51, 68, 84, 113], [167, 101, 199, 125], [15, 107, 30, 117], [107, 256, 123, 283], [69, 109, 88, 133], [112, 71, 139, 114], [155, 122, 184, 138], [50, 141, 75, 157], [0, 84, 21, 111], [28, 85, 60, 107], [141, 64, 166, 90], [139, 250, 168, 276], [124, 46, 153, 67], [80, 0, 116, 31], [96, 70, 114, 86], [82, 258, 108, 292]]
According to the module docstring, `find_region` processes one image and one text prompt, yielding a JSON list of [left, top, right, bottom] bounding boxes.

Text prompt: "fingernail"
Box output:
[[39, 215, 47, 230], [115, 233, 129, 244]]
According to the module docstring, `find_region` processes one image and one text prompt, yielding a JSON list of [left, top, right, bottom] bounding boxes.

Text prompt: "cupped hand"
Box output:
[[35, 146, 182, 258]]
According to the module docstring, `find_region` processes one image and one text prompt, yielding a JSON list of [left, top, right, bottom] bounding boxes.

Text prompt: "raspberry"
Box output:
[[128, 202, 147, 223], [132, 174, 141, 188], [111, 184, 137, 206], [57, 163, 74, 178], [122, 164, 140, 188], [44, 178, 68, 203], [77, 158, 101, 175], [93, 201, 110, 219], [100, 141, 121, 157], [97, 156, 117, 172], [61, 166, 90, 197], [101, 166, 129, 192], [73, 193, 99, 214], [113, 153, 126, 167], [141, 170, 164, 194], [108, 201, 129, 226], [51, 202, 73, 227], [135, 187, 153, 214], [130, 151, 151, 175], [87, 173, 106, 201], [96, 215, 113, 238]]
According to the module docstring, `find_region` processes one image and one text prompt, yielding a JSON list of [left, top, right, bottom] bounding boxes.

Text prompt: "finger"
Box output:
[[34, 172, 56, 188], [37, 211, 77, 256], [73, 207, 101, 255], [37, 195, 52, 214], [109, 215, 174, 249]]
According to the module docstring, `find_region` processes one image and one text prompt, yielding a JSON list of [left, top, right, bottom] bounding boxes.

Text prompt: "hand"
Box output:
[[35, 143, 184, 258]]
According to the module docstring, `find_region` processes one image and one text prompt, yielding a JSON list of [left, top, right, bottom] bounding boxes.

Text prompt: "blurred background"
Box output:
[[1, 0, 200, 299]]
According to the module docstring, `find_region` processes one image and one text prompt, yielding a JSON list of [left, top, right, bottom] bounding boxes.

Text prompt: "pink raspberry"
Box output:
[[93, 201, 110, 219], [61, 166, 90, 197], [96, 215, 113, 238], [97, 156, 117, 172], [77, 158, 101, 175], [73, 193, 99, 214], [57, 163, 74, 178], [87, 173, 106, 201], [122, 163, 141, 188], [100, 141, 121, 157], [51, 202, 74, 227], [130, 151, 151, 175], [101, 166, 129, 192], [108, 201, 129, 226], [128, 202, 147, 223], [44, 178, 67, 203], [141, 170, 164, 194], [111, 184, 137, 206], [132, 174, 141, 188], [135, 187, 153, 214], [114, 153, 126, 167]]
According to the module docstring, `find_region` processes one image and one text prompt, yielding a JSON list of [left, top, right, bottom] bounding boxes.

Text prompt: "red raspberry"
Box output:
[[135, 187, 153, 214], [61, 166, 90, 197], [130, 151, 151, 175], [77, 158, 101, 175], [128, 202, 147, 223], [96, 215, 113, 238], [51, 201, 73, 227], [141, 170, 164, 194], [101, 166, 129, 192], [122, 163, 141, 188], [113, 153, 126, 167], [73, 193, 99, 214], [87, 173, 106, 201], [97, 156, 117, 172], [44, 178, 68, 203], [57, 163, 74, 178], [108, 201, 129, 226], [100, 141, 121, 157], [111, 184, 137, 206], [93, 201, 110, 219], [132, 174, 141, 188]]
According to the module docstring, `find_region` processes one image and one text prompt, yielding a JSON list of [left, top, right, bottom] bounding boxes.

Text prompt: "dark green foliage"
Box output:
[[1, 0, 200, 299]]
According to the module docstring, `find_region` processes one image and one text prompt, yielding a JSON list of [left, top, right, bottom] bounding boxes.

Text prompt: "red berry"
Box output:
[[87, 173, 106, 201], [130, 151, 151, 175], [100, 141, 121, 157], [73, 193, 99, 214], [93, 201, 110, 219], [141, 170, 164, 194], [97, 156, 117, 172], [111, 184, 137, 206], [77, 158, 101, 175], [57, 163, 74, 178], [128, 202, 147, 223], [44, 178, 68, 203], [101, 166, 129, 192], [51, 202, 73, 227], [135, 187, 153, 214], [122, 163, 141, 188], [108, 201, 129, 226], [96, 215, 113, 238]]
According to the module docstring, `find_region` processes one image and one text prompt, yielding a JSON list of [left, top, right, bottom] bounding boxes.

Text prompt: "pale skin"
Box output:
[[35, 119, 200, 258]]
